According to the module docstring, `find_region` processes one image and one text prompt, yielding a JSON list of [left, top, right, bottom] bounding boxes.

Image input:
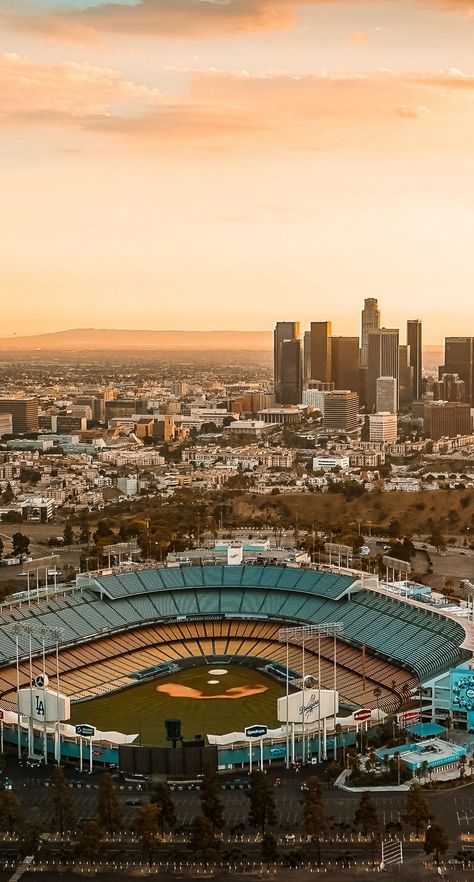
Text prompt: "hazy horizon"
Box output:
[[0, 326, 445, 350], [2, 1, 474, 338]]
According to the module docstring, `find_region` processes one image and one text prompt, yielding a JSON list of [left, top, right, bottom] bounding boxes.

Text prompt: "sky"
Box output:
[[1, 1, 474, 343]]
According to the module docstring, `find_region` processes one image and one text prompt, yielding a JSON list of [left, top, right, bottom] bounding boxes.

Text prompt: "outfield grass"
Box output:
[[70, 665, 285, 746]]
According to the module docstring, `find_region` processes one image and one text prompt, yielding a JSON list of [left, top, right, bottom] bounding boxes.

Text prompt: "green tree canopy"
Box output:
[[97, 772, 123, 834], [51, 765, 74, 836], [247, 770, 276, 836], [302, 777, 329, 865], [200, 769, 224, 830]]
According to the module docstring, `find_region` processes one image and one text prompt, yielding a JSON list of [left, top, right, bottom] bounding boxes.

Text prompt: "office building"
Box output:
[[303, 331, 312, 384], [407, 320, 422, 401], [323, 390, 359, 431], [369, 412, 398, 443], [313, 455, 350, 471], [433, 373, 466, 403], [0, 413, 12, 437], [56, 415, 88, 433], [302, 388, 329, 412], [443, 338, 474, 406], [105, 399, 149, 420], [361, 298, 380, 368], [278, 339, 302, 405], [331, 336, 360, 393], [0, 398, 39, 433], [367, 328, 399, 411], [21, 497, 54, 523], [310, 321, 332, 384], [399, 344, 414, 408], [376, 376, 397, 414], [424, 401, 472, 441], [273, 322, 300, 404]]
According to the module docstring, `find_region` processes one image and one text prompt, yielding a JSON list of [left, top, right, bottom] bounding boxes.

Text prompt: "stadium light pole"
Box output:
[[285, 637, 290, 769], [11, 625, 22, 759], [8, 623, 64, 763], [278, 623, 344, 764]]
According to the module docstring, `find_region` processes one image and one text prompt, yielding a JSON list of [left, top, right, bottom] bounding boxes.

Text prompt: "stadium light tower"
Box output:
[[461, 581, 474, 624], [9, 623, 64, 763], [278, 623, 344, 766]]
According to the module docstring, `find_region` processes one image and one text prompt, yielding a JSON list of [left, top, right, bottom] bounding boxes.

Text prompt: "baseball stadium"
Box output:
[[0, 562, 471, 766]]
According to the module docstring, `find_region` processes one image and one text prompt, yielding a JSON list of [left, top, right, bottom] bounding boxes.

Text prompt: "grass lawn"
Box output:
[[70, 665, 285, 746]]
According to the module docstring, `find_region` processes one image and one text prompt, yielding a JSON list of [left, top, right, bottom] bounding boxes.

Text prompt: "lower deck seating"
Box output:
[[0, 619, 416, 714]]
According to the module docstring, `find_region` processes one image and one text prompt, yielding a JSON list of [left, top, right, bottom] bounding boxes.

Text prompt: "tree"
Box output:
[[2, 483, 13, 505], [247, 770, 276, 836], [334, 723, 343, 762], [354, 792, 380, 865], [97, 772, 123, 834], [0, 790, 20, 835], [12, 532, 30, 557], [63, 520, 74, 548], [373, 687, 382, 723], [190, 814, 220, 863], [79, 522, 91, 545], [77, 819, 104, 861], [51, 766, 73, 836], [261, 832, 278, 867], [302, 777, 329, 865], [134, 803, 162, 867], [424, 822, 449, 866], [403, 784, 431, 838], [200, 769, 224, 830], [150, 782, 177, 835]]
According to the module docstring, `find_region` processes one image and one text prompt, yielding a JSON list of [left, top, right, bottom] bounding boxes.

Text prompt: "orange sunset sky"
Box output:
[[1, 1, 474, 342]]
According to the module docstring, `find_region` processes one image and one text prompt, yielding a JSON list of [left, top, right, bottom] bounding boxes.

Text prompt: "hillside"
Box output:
[[0, 328, 273, 351]]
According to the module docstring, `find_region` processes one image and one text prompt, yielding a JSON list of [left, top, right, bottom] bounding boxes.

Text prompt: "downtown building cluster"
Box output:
[[274, 300, 474, 442]]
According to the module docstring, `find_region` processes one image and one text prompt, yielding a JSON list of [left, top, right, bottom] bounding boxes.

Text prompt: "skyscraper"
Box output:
[[443, 337, 474, 406], [331, 336, 360, 393], [303, 330, 312, 385], [424, 401, 472, 441], [367, 328, 399, 412], [310, 321, 332, 383], [399, 344, 414, 408], [0, 398, 39, 433], [360, 298, 380, 368], [323, 390, 359, 430], [376, 376, 397, 414], [274, 322, 300, 403], [407, 319, 422, 401], [279, 339, 302, 405]]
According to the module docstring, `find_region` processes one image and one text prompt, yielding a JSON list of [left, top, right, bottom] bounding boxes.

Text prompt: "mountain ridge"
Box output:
[[0, 328, 273, 351]]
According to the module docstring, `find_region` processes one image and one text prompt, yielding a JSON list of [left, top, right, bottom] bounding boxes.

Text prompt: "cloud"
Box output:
[[3, 0, 474, 43], [0, 51, 160, 120], [0, 0, 312, 42], [1, 57, 473, 157]]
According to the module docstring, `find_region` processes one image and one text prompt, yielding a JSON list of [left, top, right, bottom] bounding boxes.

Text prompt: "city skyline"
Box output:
[[2, 1, 474, 337]]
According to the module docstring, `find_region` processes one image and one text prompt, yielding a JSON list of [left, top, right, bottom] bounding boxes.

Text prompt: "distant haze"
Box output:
[[0, 328, 273, 351], [0, 328, 443, 367]]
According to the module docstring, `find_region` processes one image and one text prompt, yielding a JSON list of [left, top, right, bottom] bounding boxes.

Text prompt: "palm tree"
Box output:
[[373, 687, 382, 723], [420, 760, 429, 785], [334, 723, 343, 763]]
